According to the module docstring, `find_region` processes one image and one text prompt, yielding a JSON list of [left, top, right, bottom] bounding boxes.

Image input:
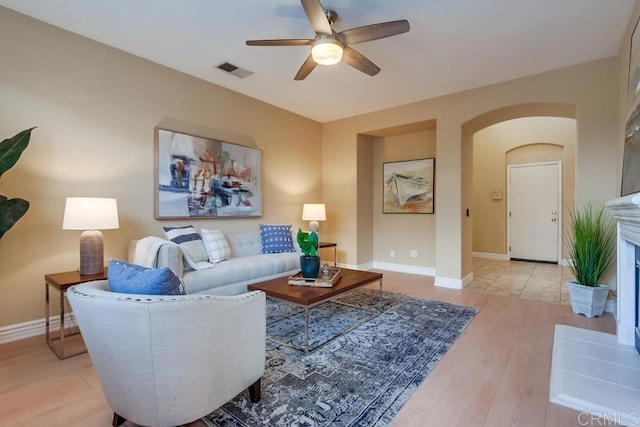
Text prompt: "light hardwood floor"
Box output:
[[0, 269, 616, 427]]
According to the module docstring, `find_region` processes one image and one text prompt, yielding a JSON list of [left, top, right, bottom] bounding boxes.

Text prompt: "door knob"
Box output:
[[551, 218, 557, 222]]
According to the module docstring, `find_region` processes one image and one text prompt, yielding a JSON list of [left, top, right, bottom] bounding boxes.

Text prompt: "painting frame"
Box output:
[[622, 16, 640, 196], [383, 158, 435, 214], [154, 127, 262, 219]]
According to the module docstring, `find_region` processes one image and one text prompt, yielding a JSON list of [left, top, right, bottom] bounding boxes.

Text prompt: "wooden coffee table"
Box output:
[[248, 268, 383, 353]]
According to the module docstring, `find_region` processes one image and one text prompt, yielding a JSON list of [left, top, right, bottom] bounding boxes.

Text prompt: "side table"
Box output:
[[45, 269, 106, 359], [319, 242, 337, 266]]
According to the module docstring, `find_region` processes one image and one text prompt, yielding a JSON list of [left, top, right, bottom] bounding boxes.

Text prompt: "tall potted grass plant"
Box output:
[[564, 204, 615, 317]]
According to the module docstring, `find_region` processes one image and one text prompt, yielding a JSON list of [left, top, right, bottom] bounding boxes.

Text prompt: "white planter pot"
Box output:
[[566, 281, 610, 318]]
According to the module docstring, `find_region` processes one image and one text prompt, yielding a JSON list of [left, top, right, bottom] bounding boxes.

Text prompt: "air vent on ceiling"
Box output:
[[216, 62, 254, 79]]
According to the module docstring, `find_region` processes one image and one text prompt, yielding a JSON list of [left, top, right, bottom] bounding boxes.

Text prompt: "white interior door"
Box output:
[[508, 162, 561, 263]]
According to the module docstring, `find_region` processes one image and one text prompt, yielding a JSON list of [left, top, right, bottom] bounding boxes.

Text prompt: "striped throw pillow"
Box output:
[[163, 225, 209, 270]]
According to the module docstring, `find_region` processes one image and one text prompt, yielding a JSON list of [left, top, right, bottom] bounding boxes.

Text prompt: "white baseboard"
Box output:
[[463, 272, 473, 287], [472, 252, 508, 261], [371, 261, 435, 276], [355, 262, 374, 271], [434, 276, 464, 289], [0, 314, 74, 344], [605, 296, 616, 317], [352, 260, 472, 290]]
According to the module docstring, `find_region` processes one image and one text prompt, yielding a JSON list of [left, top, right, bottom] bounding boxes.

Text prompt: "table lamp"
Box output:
[[63, 197, 119, 275], [302, 203, 326, 233]]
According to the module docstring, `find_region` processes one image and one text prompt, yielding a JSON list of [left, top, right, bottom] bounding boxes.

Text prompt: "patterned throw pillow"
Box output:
[[201, 228, 231, 263], [162, 225, 209, 270], [260, 224, 295, 254], [107, 259, 186, 295]]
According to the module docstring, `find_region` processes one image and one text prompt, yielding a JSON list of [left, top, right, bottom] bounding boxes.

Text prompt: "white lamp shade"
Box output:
[[63, 197, 119, 230], [302, 204, 326, 221]]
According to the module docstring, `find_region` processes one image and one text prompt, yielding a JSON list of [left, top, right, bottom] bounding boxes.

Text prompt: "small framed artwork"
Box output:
[[155, 128, 262, 219], [383, 158, 435, 214]]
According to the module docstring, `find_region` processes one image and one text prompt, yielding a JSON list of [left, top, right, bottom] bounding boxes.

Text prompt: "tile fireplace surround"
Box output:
[[550, 194, 640, 425]]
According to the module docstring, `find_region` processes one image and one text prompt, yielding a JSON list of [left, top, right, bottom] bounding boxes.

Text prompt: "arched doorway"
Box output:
[[471, 118, 576, 261], [461, 104, 577, 302]]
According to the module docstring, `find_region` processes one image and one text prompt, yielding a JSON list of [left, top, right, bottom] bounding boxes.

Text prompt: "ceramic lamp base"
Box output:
[[79, 229, 104, 275], [308, 220, 320, 233]]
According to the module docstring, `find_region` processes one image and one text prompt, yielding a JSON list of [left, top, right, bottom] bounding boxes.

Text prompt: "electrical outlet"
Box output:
[[390, 250, 395, 258], [410, 250, 418, 258]]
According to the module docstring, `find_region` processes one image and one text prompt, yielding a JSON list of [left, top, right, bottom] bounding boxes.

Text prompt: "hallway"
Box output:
[[468, 257, 575, 305]]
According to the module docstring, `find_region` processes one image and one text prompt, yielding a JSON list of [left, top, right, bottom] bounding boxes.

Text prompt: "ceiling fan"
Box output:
[[245, 0, 410, 80]]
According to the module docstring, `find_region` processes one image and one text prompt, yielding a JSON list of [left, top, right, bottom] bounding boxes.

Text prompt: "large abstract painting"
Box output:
[[383, 158, 435, 214], [622, 17, 640, 196], [155, 128, 262, 218]]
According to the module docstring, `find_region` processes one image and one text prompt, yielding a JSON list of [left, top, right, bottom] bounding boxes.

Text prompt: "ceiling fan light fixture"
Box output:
[[311, 40, 343, 65], [245, 0, 410, 79]]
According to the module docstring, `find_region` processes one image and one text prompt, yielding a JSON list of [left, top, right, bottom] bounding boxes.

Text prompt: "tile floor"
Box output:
[[468, 257, 575, 305]]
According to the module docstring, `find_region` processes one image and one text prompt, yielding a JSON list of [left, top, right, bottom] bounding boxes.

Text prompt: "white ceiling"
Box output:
[[0, 0, 636, 122]]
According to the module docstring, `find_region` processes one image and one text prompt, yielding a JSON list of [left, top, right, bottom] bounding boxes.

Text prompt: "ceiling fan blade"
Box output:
[[338, 20, 410, 45], [301, 0, 332, 35], [246, 39, 313, 46], [341, 46, 381, 76], [294, 55, 317, 80]]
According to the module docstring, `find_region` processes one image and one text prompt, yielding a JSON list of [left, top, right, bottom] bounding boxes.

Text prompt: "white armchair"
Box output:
[[67, 280, 266, 427]]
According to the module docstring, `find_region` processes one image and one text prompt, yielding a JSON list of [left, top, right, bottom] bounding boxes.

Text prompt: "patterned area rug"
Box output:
[[204, 289, 478, 426]]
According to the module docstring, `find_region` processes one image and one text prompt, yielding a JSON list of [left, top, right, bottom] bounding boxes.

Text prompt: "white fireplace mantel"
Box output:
[[605, 193, 640, 345], [549, 195, 640, 425]]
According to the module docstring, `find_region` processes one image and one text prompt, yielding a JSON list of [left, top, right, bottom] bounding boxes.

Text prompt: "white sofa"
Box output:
[[128, 231, 302, 295]]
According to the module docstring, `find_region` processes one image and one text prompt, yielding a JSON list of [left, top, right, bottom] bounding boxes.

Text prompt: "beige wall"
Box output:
[[472, 117, 577, 256], [0, 9, 321, 327], [356, 135, 374, 265], [322, 58, 620, 284], [2, 3, 636, 327], [461, 128, 474, 276], [372, 130, 437, 268]]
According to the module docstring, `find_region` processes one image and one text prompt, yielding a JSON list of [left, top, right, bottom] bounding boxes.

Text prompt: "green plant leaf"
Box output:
[[297, 228, 319, 257], [0, 198, 29, 239], [0, 127, 34, 179], [0, 127, 35, 240]]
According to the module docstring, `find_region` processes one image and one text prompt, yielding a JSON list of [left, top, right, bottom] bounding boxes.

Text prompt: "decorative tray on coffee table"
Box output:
[[288, 268, 342, 287]]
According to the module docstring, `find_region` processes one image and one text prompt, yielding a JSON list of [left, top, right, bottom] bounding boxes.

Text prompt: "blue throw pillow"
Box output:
[[260, 224, 295, 254], [107, 260, 186, 295]]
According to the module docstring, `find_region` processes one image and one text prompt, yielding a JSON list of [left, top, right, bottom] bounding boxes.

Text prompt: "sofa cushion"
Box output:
[[183, 252, 301, 294], [107, 259, 186, 295], [259, 224, 295, 254], [201, 228, 231, 263], [225, 232, 263, 258], [163, 225, 210, 270]]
